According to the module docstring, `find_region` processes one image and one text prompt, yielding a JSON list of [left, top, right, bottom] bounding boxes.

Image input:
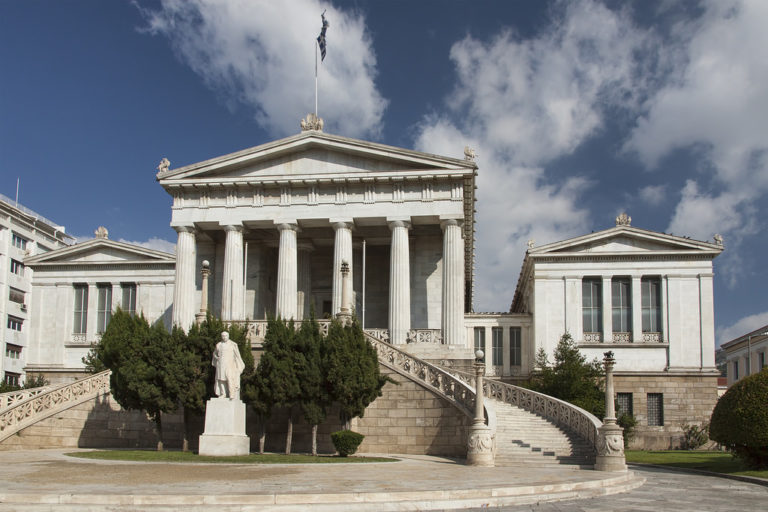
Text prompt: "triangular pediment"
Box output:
[[530, 226, 723, 257], [26, 239, 175, 266], [156, 131, 476, 184]]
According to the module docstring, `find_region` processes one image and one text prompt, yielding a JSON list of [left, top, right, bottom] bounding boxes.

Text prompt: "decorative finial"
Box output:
[[94, 226, 109, 239], [615, 212, 631, 226], [300, 113, 324, 132], [527, 239, 535, 249], [464, 146, 477, 161], [713, 234, 723, 246], [157, 157, 170, 173]]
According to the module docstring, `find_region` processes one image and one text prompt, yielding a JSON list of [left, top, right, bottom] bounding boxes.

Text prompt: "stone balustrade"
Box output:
[[447, 369, 601, 453], [0, 370, 111, 443], [0, 387, 50, 410], [406, 329, 443, 344]]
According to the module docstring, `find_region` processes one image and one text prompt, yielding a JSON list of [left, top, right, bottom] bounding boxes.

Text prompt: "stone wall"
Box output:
[[1, 365, 471, 457], [353, 367, 470, 457], [614, 374, 719, 450]]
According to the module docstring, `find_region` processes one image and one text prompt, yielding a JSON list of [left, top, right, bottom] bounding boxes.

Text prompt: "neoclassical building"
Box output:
[[156, 117, 476, 354], [16, 118, 726, 448]]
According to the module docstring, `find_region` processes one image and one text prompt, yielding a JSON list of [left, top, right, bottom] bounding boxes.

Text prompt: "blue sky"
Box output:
[[2, 0, 767, 346]]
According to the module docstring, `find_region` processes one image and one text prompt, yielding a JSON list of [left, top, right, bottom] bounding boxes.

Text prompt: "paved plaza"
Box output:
[[0, 450, 765, 511]]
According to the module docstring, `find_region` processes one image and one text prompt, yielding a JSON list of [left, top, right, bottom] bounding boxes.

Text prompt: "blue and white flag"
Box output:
[[317, 12, 329, 61]]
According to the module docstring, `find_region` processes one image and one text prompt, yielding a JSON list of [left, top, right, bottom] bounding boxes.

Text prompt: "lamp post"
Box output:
[[595, 351, 627, 472], [337, 260, 352, 325], [195, 260, 210, 326], [466, 349, 494, 466]]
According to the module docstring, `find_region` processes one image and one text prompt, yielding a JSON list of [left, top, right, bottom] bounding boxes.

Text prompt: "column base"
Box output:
[[466, 424, 495, 467], [595, 423, 627, 472]]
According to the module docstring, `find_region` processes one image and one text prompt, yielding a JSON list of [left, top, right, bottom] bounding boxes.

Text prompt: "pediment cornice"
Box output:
[[25, 238, 175, 267]]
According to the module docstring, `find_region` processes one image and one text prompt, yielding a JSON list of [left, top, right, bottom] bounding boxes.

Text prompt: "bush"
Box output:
[[617, 413, 637, 448], [331, 430, 365, 457], [681, 423, 709, 450], [710, 368, 768, 468]]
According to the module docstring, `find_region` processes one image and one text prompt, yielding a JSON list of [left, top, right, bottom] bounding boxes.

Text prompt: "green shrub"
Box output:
[[331, 430, 365, 457], [617, 413, 637, 448], [681, 423, 709, 450], [710, 368, 768, 468]]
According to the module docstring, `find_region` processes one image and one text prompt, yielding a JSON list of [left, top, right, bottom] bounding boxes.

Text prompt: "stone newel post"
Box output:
[[466, 350, 494, 466], [337, 260, 352, 325], [195, 260, 210, 326], [595, 351, 627, 471]]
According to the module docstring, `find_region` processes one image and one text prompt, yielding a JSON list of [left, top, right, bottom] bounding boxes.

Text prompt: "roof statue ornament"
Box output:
[[464, 146, 477, 161], [94, 226, 109, 239], [713, 234, 724, 246], [301, 113, 324, 132], [527, 239, 535, 249], [157, 158, 170, 173], [615, 212, 631, 227]]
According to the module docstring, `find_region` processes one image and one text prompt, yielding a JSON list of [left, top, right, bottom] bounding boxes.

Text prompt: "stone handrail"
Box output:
[[0, 387, 51, 410], [364, 333, 479, 421], [0, 370, 111, 443], [448, 369, 601, 451]]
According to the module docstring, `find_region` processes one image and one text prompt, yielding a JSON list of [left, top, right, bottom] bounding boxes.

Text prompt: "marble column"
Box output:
[[331, 221, 353, 316], [441, 218, 465, 345], [388, 219, 411, 344], [172, 226, 197, 331], [631, 276, 642, 343], [602, 276, 613, 343], [221, 224, 244, 321], [297, 242, 314, 321], [275, 223, 298, 320]]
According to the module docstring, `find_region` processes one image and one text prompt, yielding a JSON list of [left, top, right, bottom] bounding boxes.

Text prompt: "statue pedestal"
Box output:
[[198, 397, 250, 456], [466, 424, 495, 466], [594, 423, 627, 472]]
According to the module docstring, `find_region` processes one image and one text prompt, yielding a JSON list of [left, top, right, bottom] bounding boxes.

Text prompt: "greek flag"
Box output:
[[317, 12, 329, 61]]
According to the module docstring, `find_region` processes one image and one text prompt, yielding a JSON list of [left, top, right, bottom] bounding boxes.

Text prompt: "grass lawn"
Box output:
[[67, 450, 398, 464], [626, 450, 768, 479]]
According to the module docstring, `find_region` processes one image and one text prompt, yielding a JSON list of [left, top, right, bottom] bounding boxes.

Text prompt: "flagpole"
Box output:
[[315, 40, 318, 117]]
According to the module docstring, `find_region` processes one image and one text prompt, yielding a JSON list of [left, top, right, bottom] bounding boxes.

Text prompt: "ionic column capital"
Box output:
[[387, 218, 411, 230], [277, 222, 299, 232], [173, 225, 196, 234], [330, 219, 355, 231], [440, 218, 463, 230], [221, 223, 244, 232]]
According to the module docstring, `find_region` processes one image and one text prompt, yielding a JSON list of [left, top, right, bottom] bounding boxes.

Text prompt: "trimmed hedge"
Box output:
[[331, 430, 365, 457], [710, 368, 768, 468]]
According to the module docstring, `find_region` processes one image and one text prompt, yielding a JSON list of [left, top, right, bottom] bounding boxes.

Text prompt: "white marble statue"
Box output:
[[212, 332, 245, 400]]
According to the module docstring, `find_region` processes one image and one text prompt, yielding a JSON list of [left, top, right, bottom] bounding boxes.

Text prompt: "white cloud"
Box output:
[[139, 0, 387, 138], [638, 184, 666, 206], [717, 310, 768, 348], [118, 237, 177, 254], [625, 0, 768, 255], [414, 0, 647, 311]]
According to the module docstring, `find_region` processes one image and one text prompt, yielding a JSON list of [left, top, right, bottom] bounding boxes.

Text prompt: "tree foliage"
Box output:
[[529, 332, 605, 419], [325, 319, 388, 428], [710, 368, 768, 468]]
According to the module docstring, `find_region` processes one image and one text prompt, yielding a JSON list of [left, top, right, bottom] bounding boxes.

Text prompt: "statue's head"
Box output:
[[221, 331, 230, 342]]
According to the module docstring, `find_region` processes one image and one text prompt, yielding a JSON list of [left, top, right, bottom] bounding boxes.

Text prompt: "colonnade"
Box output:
[[172, 216, 467, 346]]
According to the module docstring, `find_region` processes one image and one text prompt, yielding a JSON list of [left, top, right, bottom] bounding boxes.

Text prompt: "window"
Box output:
[[11, 233, 27, 250], [474, 327, 486, 362], [73, 284, 88, 334], [5, 344, 21, 359], [10, 259, 24, 276], [760, 352, 766, 369], [612, 278, 632, 334], [641, 277, 661, 333], [510, 327, 522, 366], [8, 287, 24, 304], [491, 327, 503, 366], [582, 278, 602, 334], [121, 283, 137, 316], [97, 284, 112, 333], [647, 393, 664, 426], [733, 360, 739, 381], [4, 372, 20, 387], [617, 392, 633, 416], [7, 316, 22, 331]]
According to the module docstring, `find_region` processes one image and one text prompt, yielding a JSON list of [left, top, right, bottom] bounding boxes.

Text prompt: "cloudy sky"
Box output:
[[2, 0, 767, 346]]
